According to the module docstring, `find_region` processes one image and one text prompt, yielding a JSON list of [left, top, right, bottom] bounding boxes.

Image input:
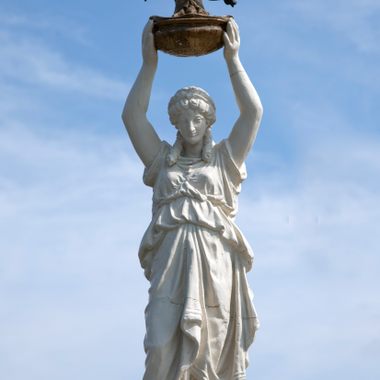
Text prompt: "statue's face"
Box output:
[[176, 108, 208, 146]]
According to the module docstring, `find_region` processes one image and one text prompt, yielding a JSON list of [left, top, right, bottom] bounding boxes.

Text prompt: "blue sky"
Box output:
[[0, 1, 379, 379]]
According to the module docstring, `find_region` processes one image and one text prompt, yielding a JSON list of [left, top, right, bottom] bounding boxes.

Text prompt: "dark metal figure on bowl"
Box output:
[[144, 0, 238, 17]]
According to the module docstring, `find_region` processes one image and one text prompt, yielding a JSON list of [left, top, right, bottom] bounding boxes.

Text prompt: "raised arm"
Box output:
[[122, 20, 161, 167], [224, 19, 263, 167]]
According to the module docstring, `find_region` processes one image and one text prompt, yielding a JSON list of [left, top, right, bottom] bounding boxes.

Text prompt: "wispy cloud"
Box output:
[[0, 11, 144, 378], [0, 20, 128, 100], [0, 123, 149, 379], [240, 109, 380, 378], [0, 9, 90, 45], [288, 0, 380, 54]]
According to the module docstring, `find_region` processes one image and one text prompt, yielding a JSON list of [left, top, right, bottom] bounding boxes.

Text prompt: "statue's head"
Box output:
[[168, 86, 216, 128], [167, 86, 216, 166]]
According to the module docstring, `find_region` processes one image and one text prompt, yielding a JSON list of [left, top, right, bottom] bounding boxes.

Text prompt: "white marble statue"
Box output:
[[122, 19, 263, 380]]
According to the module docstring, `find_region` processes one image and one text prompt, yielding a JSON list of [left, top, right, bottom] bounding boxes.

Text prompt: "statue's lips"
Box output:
[[183, 132, 200, 140], [151, 15, 233, 57]]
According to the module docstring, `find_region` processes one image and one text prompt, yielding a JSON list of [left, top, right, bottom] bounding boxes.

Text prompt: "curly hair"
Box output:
[[168, 86, 216, 127]]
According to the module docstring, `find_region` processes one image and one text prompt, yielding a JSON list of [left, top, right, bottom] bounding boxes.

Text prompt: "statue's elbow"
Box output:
[[256, 103, 263, 121], [121, 105, 132, 129], [121, 110, 127, 126]]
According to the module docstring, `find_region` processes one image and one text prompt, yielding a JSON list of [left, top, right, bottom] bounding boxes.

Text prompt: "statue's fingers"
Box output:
[[231, 18, 239, 29], [148, 20, 155, 34], [223, 31, 232, 47], [144, 19, 154, 36], [226, 20, 234, 40], [142, 24, 149, 43], [230, 19, 239, 42]]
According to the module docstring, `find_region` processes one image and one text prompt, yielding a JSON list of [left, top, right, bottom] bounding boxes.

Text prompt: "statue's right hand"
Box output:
[[142, 20, 158, 66]]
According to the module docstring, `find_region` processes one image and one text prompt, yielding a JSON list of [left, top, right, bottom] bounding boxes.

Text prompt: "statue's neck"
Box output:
[[182, 141, 203, 158]]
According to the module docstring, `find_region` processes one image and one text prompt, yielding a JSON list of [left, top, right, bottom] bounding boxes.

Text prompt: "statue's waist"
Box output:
[[153, 191, 234, 214]]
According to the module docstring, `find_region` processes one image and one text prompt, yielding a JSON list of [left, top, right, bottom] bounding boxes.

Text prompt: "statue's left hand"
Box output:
[[223, 19, 240, 61], [142, 20, 158, 66]]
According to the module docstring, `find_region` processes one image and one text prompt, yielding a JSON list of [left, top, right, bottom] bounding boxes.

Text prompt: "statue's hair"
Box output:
[[167, 131, 184, 166], [167, 128, 214, 166], [202, 127, 213, 162], [168, 86, 216, 127]]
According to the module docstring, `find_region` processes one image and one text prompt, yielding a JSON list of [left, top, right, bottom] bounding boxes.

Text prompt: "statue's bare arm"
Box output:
[[224, 19, 263, 167], [122, 21, 161, 167]]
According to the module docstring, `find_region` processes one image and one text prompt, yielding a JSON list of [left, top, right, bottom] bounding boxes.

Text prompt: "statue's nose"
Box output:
[[189, 123, 196, 133]]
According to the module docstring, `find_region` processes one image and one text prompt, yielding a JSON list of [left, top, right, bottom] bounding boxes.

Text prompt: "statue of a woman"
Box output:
[[122, 18, 263, 380]]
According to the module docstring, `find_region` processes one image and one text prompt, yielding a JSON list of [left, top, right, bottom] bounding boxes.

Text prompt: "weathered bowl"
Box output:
[[151, 15, 232, 57]]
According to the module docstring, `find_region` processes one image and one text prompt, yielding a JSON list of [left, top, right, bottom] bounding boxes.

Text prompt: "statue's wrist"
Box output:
[[225, 52, 239, 62], [142, 59, 158, 69]]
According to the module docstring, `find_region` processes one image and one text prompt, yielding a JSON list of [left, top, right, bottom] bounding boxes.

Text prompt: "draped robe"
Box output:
[[139, 139, 259, 380]]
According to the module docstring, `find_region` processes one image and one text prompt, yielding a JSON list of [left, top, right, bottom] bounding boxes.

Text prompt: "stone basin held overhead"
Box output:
[[146, 0, 237, 57]]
